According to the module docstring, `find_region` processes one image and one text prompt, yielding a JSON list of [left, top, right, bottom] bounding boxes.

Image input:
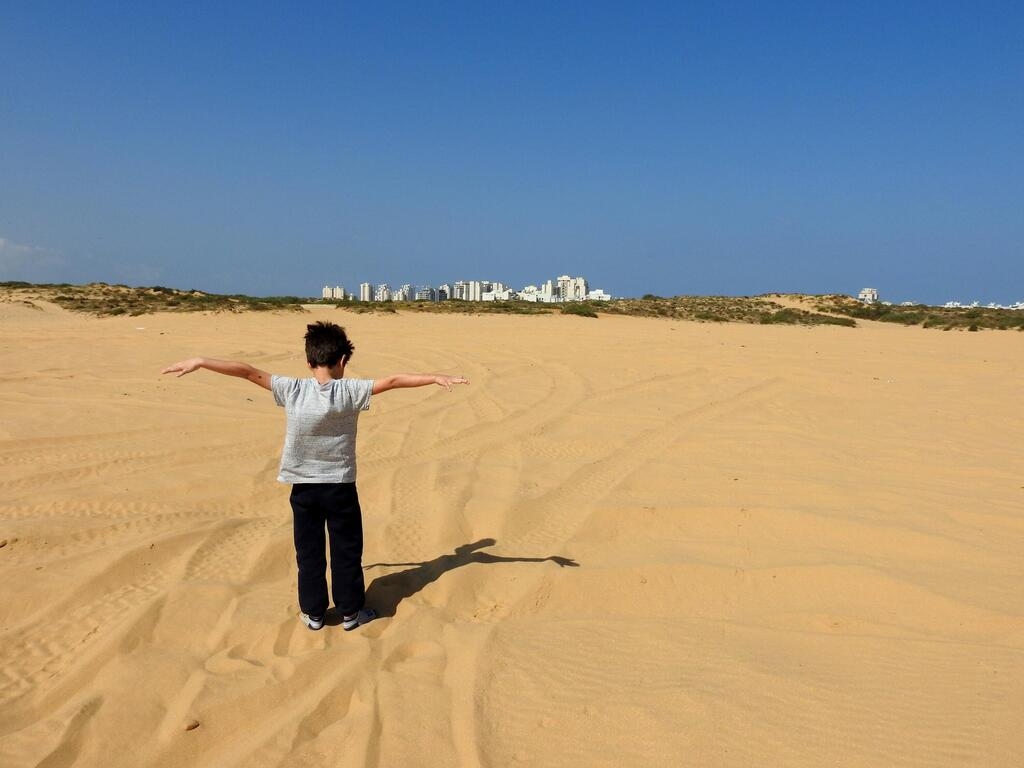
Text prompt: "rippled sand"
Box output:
[[1, 299, 1023, 767]]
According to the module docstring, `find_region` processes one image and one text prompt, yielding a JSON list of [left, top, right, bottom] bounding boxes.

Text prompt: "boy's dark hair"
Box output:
[[305, 321, 354, 367]]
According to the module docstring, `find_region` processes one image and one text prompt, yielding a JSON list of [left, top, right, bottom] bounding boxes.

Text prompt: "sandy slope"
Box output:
[[1, 299, 1023, 767]]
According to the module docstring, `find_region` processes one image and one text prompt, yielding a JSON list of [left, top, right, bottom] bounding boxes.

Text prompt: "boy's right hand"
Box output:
[[161, 358, 204, 377]]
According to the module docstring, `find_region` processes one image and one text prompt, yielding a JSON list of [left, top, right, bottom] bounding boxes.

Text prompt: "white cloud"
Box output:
[[0, 236, 67, 282]]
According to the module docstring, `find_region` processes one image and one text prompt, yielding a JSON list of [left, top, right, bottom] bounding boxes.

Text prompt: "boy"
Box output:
[[162, 321, 469, 631]]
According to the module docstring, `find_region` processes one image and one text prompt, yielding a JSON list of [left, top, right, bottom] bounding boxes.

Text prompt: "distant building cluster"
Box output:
[[856, 288, 1023, 310], [942, 300, 1024, 310], [321, 274, 612, 304]]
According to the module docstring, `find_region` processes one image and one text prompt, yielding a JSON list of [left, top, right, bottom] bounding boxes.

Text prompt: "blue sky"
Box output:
[[2, 2, 1021, 302]]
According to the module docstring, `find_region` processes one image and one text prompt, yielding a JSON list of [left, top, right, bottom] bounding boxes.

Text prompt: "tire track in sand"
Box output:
[[503, 376, 786, 553]]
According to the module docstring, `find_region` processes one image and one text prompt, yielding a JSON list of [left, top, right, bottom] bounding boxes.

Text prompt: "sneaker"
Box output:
[[300, 612, 325, 631], [342, 607, 377, 631]]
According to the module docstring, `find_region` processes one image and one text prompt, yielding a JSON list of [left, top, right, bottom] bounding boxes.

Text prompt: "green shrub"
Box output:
[[562, 303, 598, 318], [820, 315, 857, 327], [761, 308, 799, 324]]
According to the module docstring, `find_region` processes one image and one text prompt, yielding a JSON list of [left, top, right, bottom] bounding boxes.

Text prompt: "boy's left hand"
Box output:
[[434, 375, 470, 391], [162, 358, 203, 377]]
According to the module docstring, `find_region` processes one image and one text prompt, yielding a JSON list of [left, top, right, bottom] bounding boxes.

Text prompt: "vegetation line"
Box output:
[[811, 295, 1024, 332], [2, 282, 1020, 330]]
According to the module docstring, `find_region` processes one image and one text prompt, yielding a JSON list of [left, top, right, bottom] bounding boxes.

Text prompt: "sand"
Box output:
[[1, 299, 1023, 767]]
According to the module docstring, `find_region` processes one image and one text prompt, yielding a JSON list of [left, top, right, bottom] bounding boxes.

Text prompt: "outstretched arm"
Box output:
[[372, 373, 469, 395], [161, 357, 273, 391]]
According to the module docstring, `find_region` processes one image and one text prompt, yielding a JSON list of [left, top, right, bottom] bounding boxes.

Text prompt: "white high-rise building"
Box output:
[[359, 282, 372, 302], [453, 281, 468, 300], [556, 275, 571, 300], [415, 286, 435, 301], [556, 275, 588, 301], [468, 281, 483, 301], [438, 283, 451, 301], [322, 285, 332, 299], [570, 277, 587, 301], [858, 288, 879, 304], [332, 285, 345, 300], [375, 283, 391, 302]]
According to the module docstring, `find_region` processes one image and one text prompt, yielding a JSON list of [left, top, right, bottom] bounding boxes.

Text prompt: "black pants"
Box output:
[[289, 482, 365, 617]]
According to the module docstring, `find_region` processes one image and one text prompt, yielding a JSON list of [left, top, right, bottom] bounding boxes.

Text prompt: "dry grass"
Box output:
[[807, 294, 1024, 331], [598, 295, 857, 326], [0, 282, 307, 316], [0, 283, 855, 326], [9, 282, 1016, 330]]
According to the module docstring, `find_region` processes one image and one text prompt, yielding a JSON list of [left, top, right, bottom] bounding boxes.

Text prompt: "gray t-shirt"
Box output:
[[271, 375, 374, 484]]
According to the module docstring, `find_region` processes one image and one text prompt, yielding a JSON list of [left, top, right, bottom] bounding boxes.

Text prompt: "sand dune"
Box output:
[[1, 299, 1023, 767]]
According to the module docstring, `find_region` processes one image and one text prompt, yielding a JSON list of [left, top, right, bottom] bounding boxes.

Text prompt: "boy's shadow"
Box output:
[[363, 538, 579, 618]]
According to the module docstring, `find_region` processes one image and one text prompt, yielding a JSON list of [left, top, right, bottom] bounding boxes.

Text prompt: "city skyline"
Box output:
[[321, 274, 612, 303], [319, 279, 1022, 310]]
